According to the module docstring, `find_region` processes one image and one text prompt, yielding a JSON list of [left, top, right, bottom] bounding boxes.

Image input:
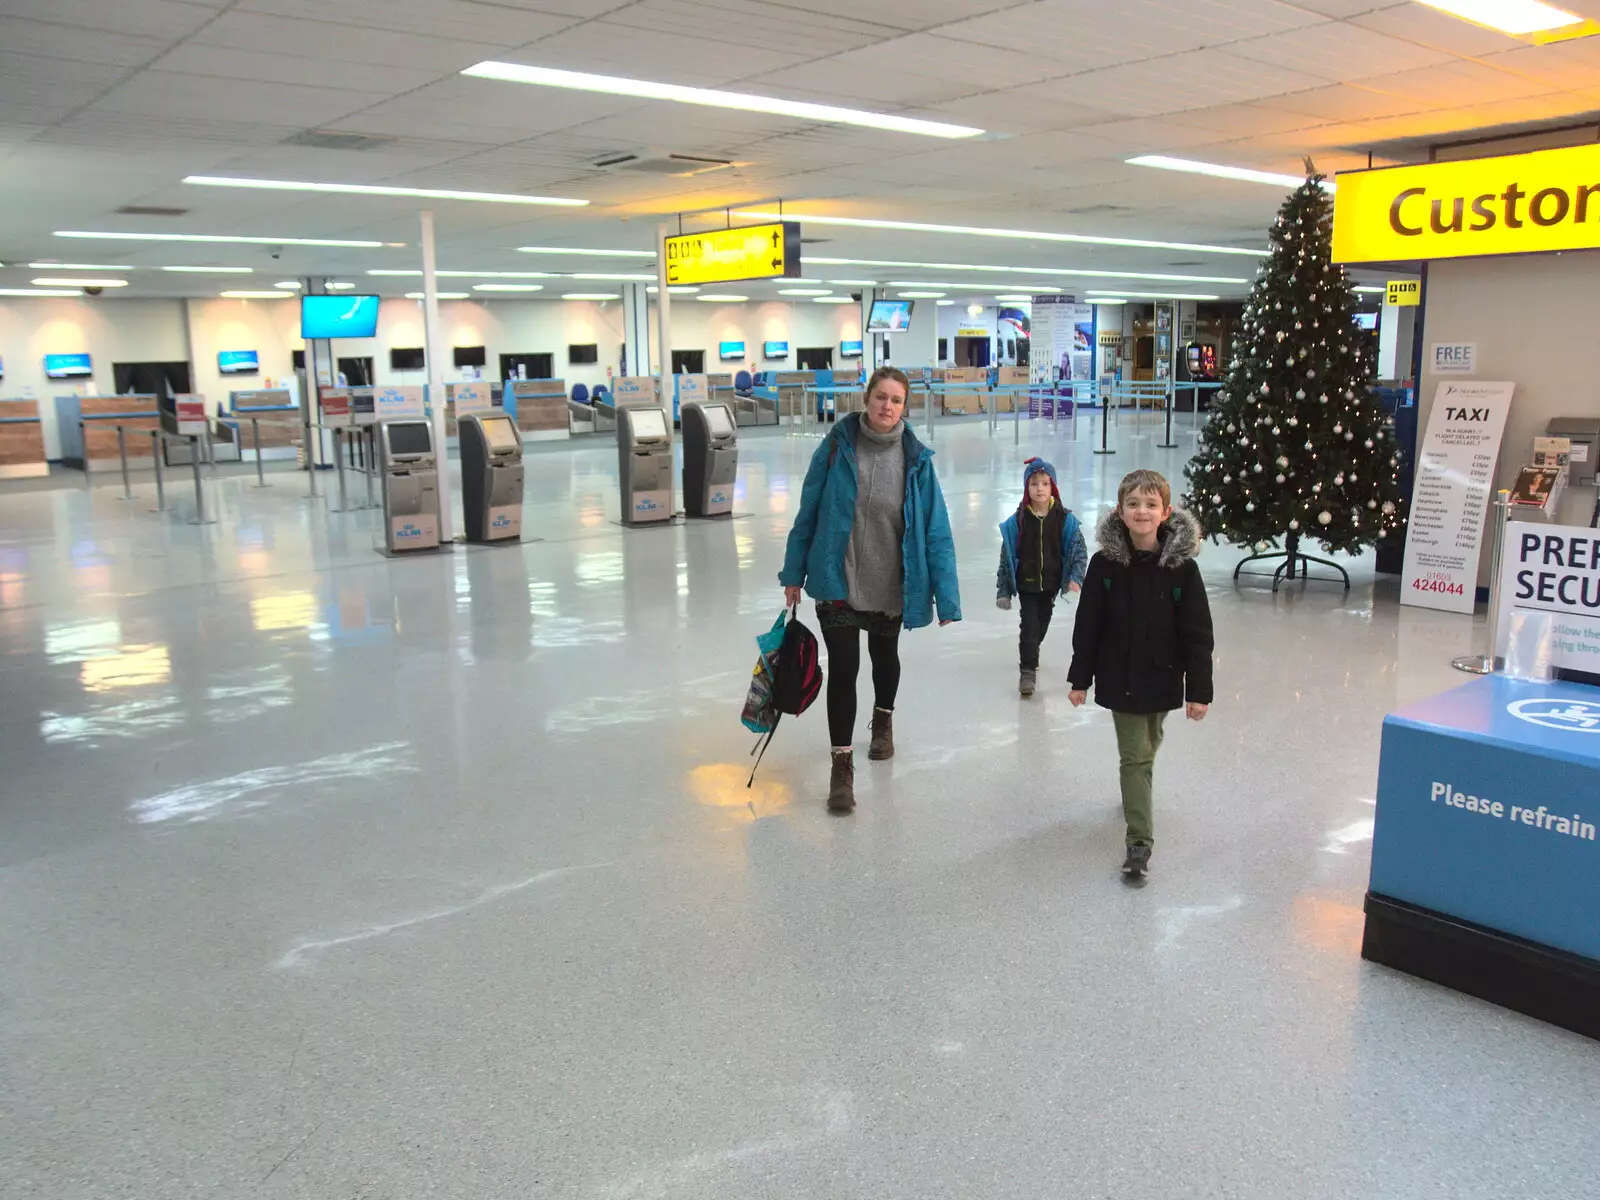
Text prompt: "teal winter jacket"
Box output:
[[779, 414, 962, 629]]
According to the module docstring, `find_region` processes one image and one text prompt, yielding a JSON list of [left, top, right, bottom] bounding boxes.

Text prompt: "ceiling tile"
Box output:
[[1355, 61, 1556, 106], [0, 17, 171, 68], [1349, 3, 1524, 55], [1477, 38, 1600, 91], [0, 0, 221, 40], [1017, 47, 1317, 119], [753, 0, 1024, 33], [602, 0, 887, 58], [1227, 22, 1455, 82], [90, 72, 388, 129], [330, 77, 640, 140], [739, 60, 976, 108], [1271, 83, 1428, 122], [235, 0, 580, 44], [148, 43, 447, 93], [191, 11, 503, 70], [496, 18, 812, 85], [820, 32, 1070, 89]]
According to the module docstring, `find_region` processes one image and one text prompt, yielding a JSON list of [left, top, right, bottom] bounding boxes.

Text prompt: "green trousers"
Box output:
[[1112, 711, 1167, 848]]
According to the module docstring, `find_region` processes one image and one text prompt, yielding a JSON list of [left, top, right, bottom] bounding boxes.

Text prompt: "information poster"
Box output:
[[1401, 381, 1515, 613], [1497, 521, 1600, 675], [453, 382, 492, 416], [1029, 296, 1092, 414], [173, 394, 207, 437], [373, 386, 425, 421], [320, 387, 352, 428], [612, 376, 657, 406]]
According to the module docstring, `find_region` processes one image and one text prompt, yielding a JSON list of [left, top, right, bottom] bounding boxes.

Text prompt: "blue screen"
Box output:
[[44, 352, 93, 379], [866, 299, 914, 332], [301, 294, 380, 339], [718, 341, 746, 361], [763, 341, 788, 358], [840, 340, 863, 358], [218, 349, 260, 374]]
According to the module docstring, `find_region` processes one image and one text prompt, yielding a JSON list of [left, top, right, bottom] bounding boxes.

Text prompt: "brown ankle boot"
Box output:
[[827, 750, 855, 813], [868, 707, 894, 761]]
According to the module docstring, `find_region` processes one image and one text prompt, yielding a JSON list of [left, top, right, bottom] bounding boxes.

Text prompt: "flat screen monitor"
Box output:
[[840, 340, 863, 359], [453, 345, 486, 368], [718, 341, 746, 361], [218, 349, 259, 375], [568, 343, 598, 365], [702, 404, 735, 437], [866, 299, 914, 332], [390, 347, 425, 370], [630, 408, 668, 440], [763, 341, 789, 359], [480, 415, 520, 453], [1354, 312, 1378, 331], [385, 421, 431, 456], [44, 353, 93, 379], [301, 294, 380, 339]]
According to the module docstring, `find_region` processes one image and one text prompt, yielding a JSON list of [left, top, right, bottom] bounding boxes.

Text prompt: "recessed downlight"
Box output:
[[697, 294, 748, 303], [473, 284, 544, 292], [562, 293, 620, 300], [404, 291, 470, 299], [219, 290, 294, 299], [58, 230, 384, 247], [32, 277, 128, 287], [160, 265, 254, 273]]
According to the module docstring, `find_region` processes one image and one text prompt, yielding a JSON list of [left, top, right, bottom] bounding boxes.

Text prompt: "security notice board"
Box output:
[[1400, 380, 1514, 613], [1365, 674, 1600, 1038], [1497, 521, 1600, 677]]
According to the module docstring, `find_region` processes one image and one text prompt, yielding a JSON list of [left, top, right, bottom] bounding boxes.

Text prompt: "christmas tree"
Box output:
[[1183, 168, 1404, 578]]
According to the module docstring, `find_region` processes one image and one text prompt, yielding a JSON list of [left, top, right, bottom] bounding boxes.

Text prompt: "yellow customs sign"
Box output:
[[1333, 143, 1600, 264], [664, 222, 800, 286]]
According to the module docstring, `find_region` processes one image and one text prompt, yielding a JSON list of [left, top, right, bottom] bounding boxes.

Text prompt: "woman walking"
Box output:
[[779, 366, 962, 813]]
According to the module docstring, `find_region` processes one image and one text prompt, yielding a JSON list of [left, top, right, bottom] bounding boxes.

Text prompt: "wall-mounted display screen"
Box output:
[[840, 340, 863, 358], [385, 421, 432, 456], [568, 343, 599, 365], [763, 341, 789, 359], [301, 294, 380, 339], [631, 408, 668, 439], [481, 415, 520, 453], [866, 299, 914, 332], [1354, 312, 1378, 331], [44, 353, 93, 379], [218, 349, 260, 375], [390, 347, 425, 370], [718, 341, 746, 361], [453, 345, 487, 368]]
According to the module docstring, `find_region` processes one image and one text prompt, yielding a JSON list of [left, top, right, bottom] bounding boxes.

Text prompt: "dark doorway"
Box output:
[[113, 360, 191, 397], [337, 356, 374, 386], [955, 336, 990, 368], [796, 346, 833, 371], [1016, 339, 1030, 368], [671, 349, 706, 374], [500, 352, 554, 381]]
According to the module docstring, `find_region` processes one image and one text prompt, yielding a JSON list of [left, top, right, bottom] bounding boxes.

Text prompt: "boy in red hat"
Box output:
[[996, 458, 1087, 696]]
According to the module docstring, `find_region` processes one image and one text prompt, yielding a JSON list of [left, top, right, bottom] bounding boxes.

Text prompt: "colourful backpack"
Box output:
[[744, 607, 823, 785]]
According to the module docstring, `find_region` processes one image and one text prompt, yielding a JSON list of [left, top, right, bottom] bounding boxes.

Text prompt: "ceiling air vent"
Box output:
[[116, 205, 188, 217], [800, 238, 831, 245], [591, 152, 735, 176], [283, 129, 395, 152], [1066, 203, 1131, 216]]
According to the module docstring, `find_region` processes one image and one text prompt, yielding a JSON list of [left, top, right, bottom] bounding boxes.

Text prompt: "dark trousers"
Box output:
[[1018, 591, 1057, 670], [821, 624, 901, 748]]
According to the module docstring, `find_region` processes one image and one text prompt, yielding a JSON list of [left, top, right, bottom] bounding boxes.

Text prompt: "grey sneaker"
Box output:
[[1121, 844, 1151, 877], [827, 750, 856, 814], [1019, 668, 1037, 697]]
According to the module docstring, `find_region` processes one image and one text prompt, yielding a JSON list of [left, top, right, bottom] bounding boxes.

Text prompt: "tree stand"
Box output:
[[1232, 530, 1350, 593]]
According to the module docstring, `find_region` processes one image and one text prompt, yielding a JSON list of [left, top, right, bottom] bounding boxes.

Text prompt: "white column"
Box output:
[[864, 287, 881, 372], [621, 282, 652, 378], [420, 209, 454, 541], [655, 221, 675, 515]]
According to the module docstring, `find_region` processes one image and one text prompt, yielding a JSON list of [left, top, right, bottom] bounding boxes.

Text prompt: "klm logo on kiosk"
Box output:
[[712, 492, 730, 505], [636, 497, 660, 512], [396, 523, 424, 540], [491, 514, 512, 529], [1508, 697, 1600, 733]]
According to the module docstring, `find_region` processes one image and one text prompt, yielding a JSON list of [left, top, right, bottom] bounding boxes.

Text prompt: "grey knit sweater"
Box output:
[[844, 418, 906, 615]]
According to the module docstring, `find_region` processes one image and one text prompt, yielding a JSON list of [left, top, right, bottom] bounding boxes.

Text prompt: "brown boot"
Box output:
[[827, 750, 855, 813], [868, 707, 895, 761]]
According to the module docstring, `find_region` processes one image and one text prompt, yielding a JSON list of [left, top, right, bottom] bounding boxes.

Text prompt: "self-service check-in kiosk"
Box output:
[[618, 405, 674, 525], [460, 412, 524, 543], [680, 401, 738, 518], [378, 420, 440, 553]]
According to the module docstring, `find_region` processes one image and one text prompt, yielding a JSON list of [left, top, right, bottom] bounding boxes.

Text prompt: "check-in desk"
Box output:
[[55, 394, 160, 471], [227, 389, 301, 460], [505, 379, 567, 438], [0, 399, 49, 478]]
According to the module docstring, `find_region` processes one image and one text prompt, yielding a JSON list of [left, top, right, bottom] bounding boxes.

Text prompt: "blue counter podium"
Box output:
[[1365, 675, 1600, 1039]]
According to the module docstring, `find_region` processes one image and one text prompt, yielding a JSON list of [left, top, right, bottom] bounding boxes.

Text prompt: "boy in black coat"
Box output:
[[1068, 469, 1215, 878]]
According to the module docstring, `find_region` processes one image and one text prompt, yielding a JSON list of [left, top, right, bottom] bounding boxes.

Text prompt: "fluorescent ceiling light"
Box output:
[[887, 280, 1061, 292], [518, 246, 654, 258], [697, 294, 748, 303], [325, 282, 356, 290], [806, 256, 1250, 284], [562, 293, 620, 300], [220, 290, 294, 299], [404, 291, 469, 299], [1093, 298, 1128, 305], [570, 272, 656, 281], [779, 288, 832, 296], [183, 174, 587, 207], [813, 297, 853, 304], [1128, 155, 1336, 191], [462, 62, 984, 139], [369, 269, 557, 279], [967, 305, 984, 315], [28, 261, 135, 270], [1087, 289, 1222, 300], [1353, 285, 1387, 293], [898, 291, 946, 298], [473, 284, 544, 292], [58, 230, 384, 248], [161, 265, 253, 273], [32, 277, 128, 287], [937, 300, 956, 306], [0, 287, 83, 297], [740, 212, 1267, 257], [826, 278, 878, 286], [1414, 0, 1582, 34], [646, 286, 700, 294], [993, 294, 1033, 302], [274, 281, 302, 289]]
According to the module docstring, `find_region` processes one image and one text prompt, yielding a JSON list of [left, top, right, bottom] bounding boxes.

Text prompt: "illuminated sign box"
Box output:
[[664, 222, 800, 286], [1333, 143, 1600, 265]]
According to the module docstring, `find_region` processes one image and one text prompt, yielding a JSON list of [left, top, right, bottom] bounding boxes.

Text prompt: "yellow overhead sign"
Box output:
[[1385, 279, 1420, 307], [664, 222, 800, 286], [1333, 143, 1600, 264]]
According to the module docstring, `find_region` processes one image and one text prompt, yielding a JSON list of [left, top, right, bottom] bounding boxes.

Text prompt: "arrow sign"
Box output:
[[662, 222, 801, 286]]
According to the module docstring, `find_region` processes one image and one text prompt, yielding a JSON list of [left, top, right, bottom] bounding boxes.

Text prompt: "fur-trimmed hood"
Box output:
[[1095, 506, 1202, 568]]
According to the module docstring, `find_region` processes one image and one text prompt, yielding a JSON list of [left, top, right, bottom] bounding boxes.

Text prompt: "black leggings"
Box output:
[[822, 625, 901, 748]]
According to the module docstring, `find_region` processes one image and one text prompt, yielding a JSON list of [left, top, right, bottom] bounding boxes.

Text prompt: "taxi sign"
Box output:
[[664, 222, 800, 286]]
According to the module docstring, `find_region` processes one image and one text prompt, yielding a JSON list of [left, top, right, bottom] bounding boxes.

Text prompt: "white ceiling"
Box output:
[[2, 0, 1599, 303]]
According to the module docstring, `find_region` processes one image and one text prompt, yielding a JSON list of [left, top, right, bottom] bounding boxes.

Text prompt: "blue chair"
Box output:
[[590, 385, 608, 405], [734, 370, 753, 397], [571, 382, 590, 405]]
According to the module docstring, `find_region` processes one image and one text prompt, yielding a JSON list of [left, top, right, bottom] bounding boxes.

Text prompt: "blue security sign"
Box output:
[[1370, 675, 1600, 962]]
